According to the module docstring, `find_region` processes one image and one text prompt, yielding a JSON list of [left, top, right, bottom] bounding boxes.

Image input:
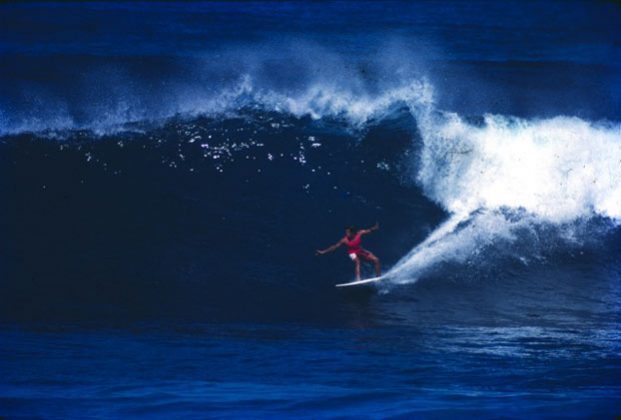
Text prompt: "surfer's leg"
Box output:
[[349, 253, 361, 281], [353, 256, 361, 281], [362, 251, 381, 276]]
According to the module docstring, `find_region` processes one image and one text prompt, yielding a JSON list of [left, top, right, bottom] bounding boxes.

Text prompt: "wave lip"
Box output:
[[0, 76, 433, 137]]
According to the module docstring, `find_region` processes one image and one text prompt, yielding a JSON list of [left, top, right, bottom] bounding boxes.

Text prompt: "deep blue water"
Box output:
[[1, 1, 621, 418]]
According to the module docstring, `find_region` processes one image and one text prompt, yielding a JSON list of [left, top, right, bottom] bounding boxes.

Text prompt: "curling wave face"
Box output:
[[3, 70, 620, 291]]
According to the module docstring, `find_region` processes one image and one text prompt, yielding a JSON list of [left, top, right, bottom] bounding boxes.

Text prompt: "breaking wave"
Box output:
[[386, 111, 621, 283]]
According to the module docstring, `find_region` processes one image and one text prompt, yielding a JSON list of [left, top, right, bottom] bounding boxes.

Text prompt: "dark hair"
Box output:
[[345, 225, 357, 233]]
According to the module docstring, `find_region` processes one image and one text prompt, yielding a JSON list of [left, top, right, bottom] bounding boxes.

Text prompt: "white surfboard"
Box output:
[[335, 276, 383, 288]]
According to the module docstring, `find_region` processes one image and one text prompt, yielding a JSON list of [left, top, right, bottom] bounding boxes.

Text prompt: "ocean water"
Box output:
[[1, 1, 621, 418]]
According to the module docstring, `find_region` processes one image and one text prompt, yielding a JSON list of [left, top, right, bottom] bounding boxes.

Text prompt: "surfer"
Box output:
[[316, 223, 381, 281]]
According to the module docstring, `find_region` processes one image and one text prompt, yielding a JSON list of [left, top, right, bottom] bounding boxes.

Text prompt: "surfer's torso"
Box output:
[[343, 232, 363, 255]]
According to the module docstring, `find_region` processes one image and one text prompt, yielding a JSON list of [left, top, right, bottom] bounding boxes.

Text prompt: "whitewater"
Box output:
[[386, 101, 621, 284]]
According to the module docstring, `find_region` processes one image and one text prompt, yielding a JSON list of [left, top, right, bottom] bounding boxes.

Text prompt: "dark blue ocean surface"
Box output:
[[1, 1, 620, 418]]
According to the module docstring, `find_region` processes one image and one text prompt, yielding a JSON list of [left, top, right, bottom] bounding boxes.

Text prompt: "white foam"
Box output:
[[417, 113, 621, 220], [387, 111, 621, 282], [178, 74, 434, 126], [256, 79, 434, 125]]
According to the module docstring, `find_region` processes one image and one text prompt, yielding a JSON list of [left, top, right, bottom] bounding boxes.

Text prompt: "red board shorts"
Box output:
[[348, 249, 371, 261]]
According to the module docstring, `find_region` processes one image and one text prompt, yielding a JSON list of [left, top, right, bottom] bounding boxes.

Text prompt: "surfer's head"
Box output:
[[345, 226, 357, 238]]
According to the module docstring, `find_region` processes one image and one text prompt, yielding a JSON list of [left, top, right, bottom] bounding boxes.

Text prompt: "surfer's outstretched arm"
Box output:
[[359, 222, 379, 235], [316, 239, 344, 255]]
